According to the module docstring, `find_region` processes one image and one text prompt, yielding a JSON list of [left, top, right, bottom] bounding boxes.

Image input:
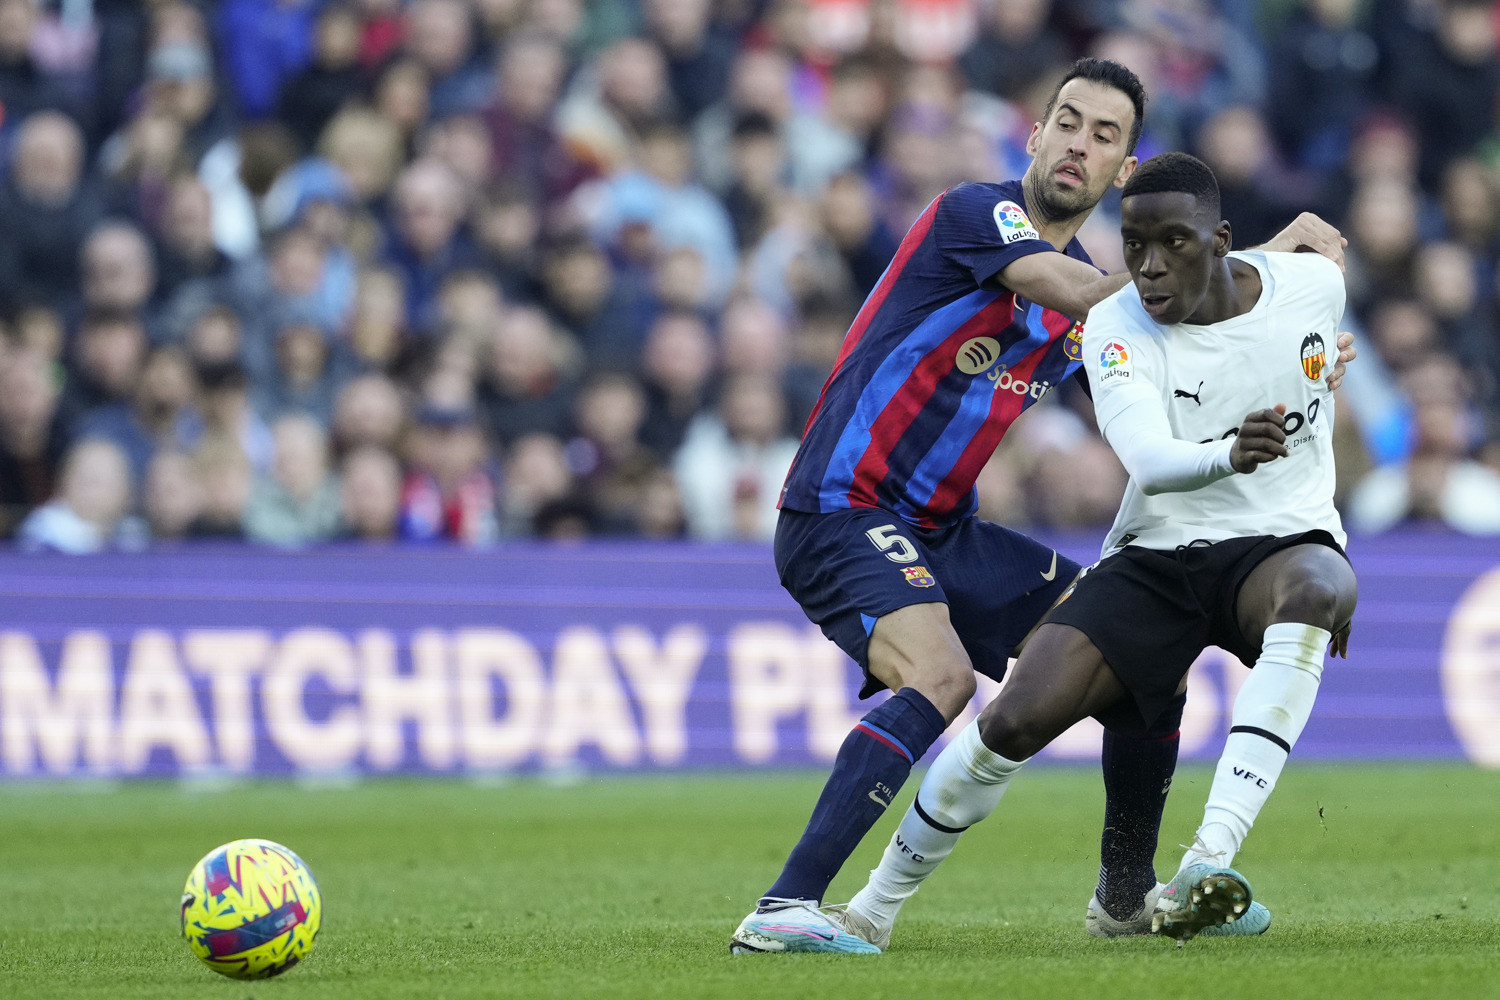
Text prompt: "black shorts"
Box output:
[[1046, 530, 1347, 728], [775, 507, 1079, 698]]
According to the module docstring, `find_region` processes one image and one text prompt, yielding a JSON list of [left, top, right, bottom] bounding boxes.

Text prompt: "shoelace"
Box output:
[[1176, 831, 1229, 867]]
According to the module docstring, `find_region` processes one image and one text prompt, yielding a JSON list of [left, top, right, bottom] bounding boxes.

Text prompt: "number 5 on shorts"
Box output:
[[866, 524, 918, 564]]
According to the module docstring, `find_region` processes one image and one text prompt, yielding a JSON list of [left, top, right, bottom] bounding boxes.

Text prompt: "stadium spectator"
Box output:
[[59, 309, 148, 429], [277, 3, 368, 154], [674, 373, 799, 540], [332, 373, 406, 456], [192, 439, 253, 539], [1267, 0, 1380, 171], [485, 31, 590, 204], [566, 372, 654, 527], [638, 308, 715, 459], [0, 0, 92, 130], [0, 111, 104, 314], [253, 312, 349, 427], [477, 304, 577, 446], [348, 265, 409, 370], [74, 344, 202, 482], [403, 0, 492, 118], [538, 236, 644, 370], [399, 402, 498, 544], [0, 346, 68, 539], [17, 437, 144, 553], [958, 0, 1067, 103], [338, 444, 404, 542], [382, 158, 477, 328], [243, 413, 341, 546], [198, 361, 274, 474], [142, 449, 206, 543], [79, 223, 159, 337], [214, 0, 319, 120], [497, 431, 574, 536]]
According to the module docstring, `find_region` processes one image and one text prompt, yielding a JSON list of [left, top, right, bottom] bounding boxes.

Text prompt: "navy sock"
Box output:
[[1096, 699, 1183, 921], [764, 688, 948, 903]]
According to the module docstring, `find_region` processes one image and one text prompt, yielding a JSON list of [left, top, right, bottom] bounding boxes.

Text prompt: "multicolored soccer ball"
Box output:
[[180, 839, 322, 979]]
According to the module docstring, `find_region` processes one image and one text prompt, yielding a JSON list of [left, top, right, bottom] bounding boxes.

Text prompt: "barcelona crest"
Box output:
[[1300, 332, 1326, 382], [1064, 321, 1084, 362], [902, 566, 936, 588]]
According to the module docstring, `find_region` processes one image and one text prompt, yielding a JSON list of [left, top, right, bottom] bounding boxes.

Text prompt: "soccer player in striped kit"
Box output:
[[731, 59, 1352, 954]]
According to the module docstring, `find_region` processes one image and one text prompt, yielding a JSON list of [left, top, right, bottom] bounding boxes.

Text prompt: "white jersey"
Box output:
[[1083, 250, 1347, 554]]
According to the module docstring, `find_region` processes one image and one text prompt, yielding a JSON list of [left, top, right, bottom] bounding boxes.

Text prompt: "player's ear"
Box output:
[[1214, 221, 1232, 256], [1112, 155, 1138, 189], [1025, 122, 1043, 156]]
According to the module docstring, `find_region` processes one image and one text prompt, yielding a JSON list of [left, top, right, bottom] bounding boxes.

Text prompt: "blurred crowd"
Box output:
[[1, 0, 1499, 552]]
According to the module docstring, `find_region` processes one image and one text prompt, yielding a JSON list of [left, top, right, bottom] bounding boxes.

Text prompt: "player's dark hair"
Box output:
[[1041, 58, 1147, 154], [1121, 152, 1221, 218]]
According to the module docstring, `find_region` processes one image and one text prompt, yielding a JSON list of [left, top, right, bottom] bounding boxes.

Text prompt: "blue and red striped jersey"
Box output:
[[779, 180, 1091, 529]]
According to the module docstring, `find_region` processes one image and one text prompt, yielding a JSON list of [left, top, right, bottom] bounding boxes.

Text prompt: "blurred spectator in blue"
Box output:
[[144, 41, 234, 169], [644, 0, 734, 120], [75, 343, 202, 481], [154, 175, 233, 310], [674, 373, 799, 540], [1116, 0, 1266, 135], [17, 436, 144, 552], [538, 236, 644, 370], [0, 111, 103, 313], [142, 449, 205, 543], [338, 444, 404, 542], [399, 401, 499, 544], [262, 158, 360, 328], [277, 3, 368, 153], [583, 120, 738, 305], [403, 0, 493, 117], [253, 310, 350, 427], [476, 304, 577, 446], [0, 345, 68, 538], [959, 0, 1067, 102], [381, 158, 478, 328], [243, 412, 341, 545], [78, 222, 158, 337], [198, 360, 274, 474], [1267, 0, 1380, 172], [58, 308, 146, 429], [1378, 0, 1499, 188], [723, 111, 787, 250], [820, 170, 897, 298], [214, 0, 318, 120], [638, 308, 715, 459], [486, 32, 592, 204]]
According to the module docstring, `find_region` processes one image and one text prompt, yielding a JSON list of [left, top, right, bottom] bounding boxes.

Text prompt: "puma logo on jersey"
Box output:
[[1173, 381, 1204, 405]]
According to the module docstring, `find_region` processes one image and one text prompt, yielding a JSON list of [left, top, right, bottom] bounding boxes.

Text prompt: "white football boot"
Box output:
[[730, 898, 882, 954]]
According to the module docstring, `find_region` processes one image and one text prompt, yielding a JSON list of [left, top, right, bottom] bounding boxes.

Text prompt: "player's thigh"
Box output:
[[1046, 546, 1213, 731], [932, 518, 1081, 683], [976, 622, 1124, 762], [1231, 534, 1357, 646], [774, 507, 972, 704]]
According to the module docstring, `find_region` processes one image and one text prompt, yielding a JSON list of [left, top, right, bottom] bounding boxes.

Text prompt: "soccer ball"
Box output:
[[180, 839, 322, 979]]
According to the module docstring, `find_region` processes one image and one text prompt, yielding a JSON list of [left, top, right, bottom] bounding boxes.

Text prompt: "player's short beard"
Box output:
[[1024, 167, 1096, 228]]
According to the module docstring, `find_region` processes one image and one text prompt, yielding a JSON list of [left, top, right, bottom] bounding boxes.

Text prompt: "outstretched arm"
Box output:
[[1258, 212, 1348, 272], [996, 252, 1131, 320]]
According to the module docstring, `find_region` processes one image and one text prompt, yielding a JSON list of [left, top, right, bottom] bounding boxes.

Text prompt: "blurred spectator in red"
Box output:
[[17, 437, 144, 552], [486, 31, 591, 204], [277, 3, 368, 154], [399, 402, 498, 544], [0, 345, 67, 537], [338, 444, 404, 542], [674, 373, 799, 540], [244, 412, 341, 545], [356, 0, 405, 68], [0, 111, 104, 314]]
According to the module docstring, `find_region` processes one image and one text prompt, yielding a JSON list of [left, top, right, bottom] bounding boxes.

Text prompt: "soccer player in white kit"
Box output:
[[828, 152, 1359, 947]]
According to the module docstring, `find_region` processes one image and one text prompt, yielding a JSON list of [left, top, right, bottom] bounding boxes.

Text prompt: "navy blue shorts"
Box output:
[[774, 506, 1080, 698]]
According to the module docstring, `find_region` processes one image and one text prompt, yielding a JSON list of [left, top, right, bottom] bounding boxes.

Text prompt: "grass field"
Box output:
[[2, 765, 1498, 1000]]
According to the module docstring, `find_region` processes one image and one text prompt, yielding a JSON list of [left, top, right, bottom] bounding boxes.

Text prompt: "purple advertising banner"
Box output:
[[0, 528, 1497, 778]]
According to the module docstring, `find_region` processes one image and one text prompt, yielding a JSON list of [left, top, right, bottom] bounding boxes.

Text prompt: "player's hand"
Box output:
[[1229, 404, 1290, 473], [1329, 621, 1352, 658], [1325, 330, 1357, 392], [1264, 212, 1348, 272]]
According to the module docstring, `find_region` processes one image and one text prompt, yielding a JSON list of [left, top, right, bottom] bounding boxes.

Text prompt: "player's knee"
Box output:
[[977, 699, 1045, 762], [1273, 563, 1356, 633], [905, 662, 975, 719]]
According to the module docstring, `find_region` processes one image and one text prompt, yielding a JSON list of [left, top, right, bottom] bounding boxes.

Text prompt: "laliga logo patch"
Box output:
[[1064, 321, 1084, 362], [956, 336, 1002, 375], [1098, 340, 1132, 381], [1300, 332, 1327, 382], [993, 200, 1039, 245], [902, 565, 936, 588]]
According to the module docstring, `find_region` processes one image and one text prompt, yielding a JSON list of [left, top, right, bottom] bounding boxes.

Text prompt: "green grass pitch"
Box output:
[[2, 764, 1497, 1000]]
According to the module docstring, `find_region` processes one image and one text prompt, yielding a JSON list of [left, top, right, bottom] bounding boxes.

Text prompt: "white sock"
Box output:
[[849, 721, 1025, 931], [1180, 621, 1329, 872]]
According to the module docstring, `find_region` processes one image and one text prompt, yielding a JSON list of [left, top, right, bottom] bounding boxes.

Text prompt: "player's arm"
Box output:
[[1103, 398, 1290, 494], [994, 252, 1131, 320]]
